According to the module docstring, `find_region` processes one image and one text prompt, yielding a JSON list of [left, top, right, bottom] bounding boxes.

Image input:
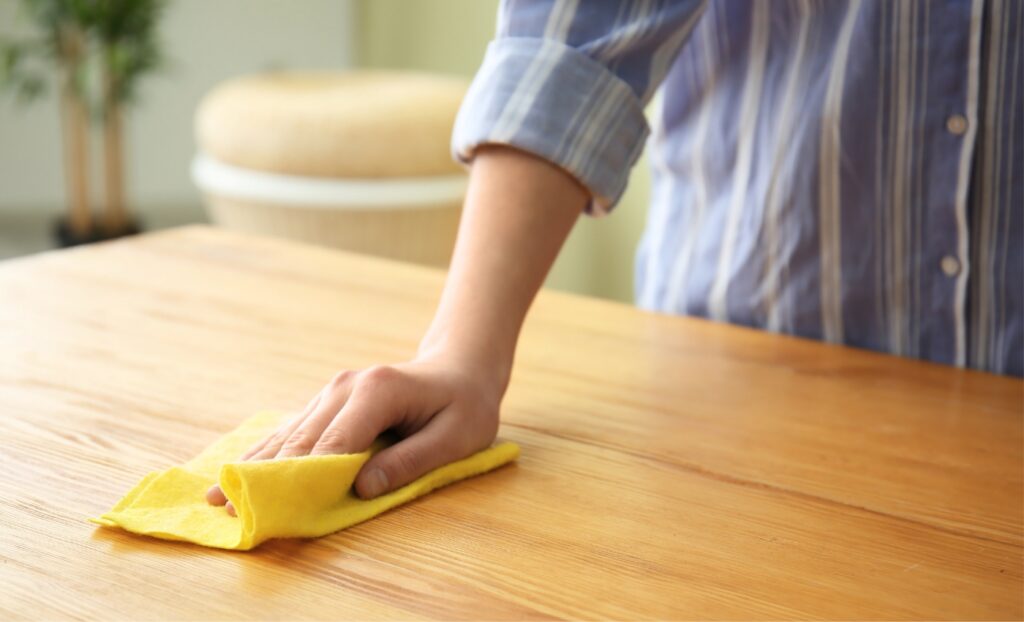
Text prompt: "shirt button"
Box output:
[[946, 114, 968, 135], [941, 255, 960, 277]]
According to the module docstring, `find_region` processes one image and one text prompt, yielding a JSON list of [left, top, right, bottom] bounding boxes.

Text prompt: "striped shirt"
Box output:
[[453, 0, 1023, 376]]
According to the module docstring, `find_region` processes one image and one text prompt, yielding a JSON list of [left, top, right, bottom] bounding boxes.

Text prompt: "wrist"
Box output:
[[417, 325, 514, 396]]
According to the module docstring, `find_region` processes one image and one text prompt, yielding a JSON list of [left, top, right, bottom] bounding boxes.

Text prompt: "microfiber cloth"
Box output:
[[90, 412, 519, 550]]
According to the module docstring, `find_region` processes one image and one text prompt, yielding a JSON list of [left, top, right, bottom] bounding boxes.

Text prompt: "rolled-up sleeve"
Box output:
[[452, 0, 707, 215]]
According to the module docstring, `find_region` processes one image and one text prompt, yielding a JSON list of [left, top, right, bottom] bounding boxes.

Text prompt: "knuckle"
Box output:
[[280, 432, 315, 452], [257, 435, 287, 456], [239, 440, 265, 459], [359, 365, 399, 390], [313, 429, 349, 452], [329, 369, 355, 388], [388, 446, 421, 479], [269, 428, 293, 446]]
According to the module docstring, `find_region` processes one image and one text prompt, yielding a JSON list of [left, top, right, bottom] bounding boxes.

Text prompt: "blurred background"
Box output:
[[0, 0, 651, 303]]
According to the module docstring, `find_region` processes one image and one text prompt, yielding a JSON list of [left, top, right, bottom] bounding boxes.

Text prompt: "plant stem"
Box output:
[[102, 52, 127, 235], [58, 25, 91, 238]]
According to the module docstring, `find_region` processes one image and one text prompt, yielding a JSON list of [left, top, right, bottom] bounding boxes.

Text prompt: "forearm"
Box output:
[[209, 151, 587, 506], [418, 145, 587, 392]]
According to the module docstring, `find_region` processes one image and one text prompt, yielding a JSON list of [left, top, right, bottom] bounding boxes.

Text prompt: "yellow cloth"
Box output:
[[90, 412, 519, 550]]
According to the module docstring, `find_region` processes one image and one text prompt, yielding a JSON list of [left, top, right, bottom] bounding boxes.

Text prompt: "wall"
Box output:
[[0, 0, 355, 215], [0, 0, 652, 302], [356, 0, 651, 303]]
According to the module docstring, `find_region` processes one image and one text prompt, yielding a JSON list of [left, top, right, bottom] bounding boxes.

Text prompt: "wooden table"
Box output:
[[1, 226, 1021, 620]]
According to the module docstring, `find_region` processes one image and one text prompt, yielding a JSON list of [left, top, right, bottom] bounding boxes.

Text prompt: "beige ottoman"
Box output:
[[192, 71, 469, 267]]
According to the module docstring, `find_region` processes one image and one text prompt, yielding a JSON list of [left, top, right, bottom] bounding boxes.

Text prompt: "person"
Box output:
[[208, 0, 1022, 512]]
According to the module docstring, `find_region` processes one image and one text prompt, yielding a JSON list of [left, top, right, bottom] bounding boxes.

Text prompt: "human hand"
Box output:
[[205, 146, 582, 517], [205, 355, 503, 515]]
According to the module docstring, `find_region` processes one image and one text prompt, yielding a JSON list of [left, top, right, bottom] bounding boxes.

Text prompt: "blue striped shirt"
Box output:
[[453, 0, 1023, 376]]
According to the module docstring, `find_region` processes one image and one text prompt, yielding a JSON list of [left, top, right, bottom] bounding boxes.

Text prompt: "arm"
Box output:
[[208, 0, 705, 509], [207, 146, 584, 509], [417, 145, 587, 394]]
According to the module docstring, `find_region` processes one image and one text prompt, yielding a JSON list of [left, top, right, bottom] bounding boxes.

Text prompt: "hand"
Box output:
[[206, 146, 583, 516], [205, 355, 503, 515]]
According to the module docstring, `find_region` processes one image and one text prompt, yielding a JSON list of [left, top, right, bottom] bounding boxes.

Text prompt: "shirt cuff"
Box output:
[[451, 37, 650, 216]]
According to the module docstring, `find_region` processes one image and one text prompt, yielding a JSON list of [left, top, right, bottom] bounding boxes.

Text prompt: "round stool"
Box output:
[[192, 71, 469, 267]]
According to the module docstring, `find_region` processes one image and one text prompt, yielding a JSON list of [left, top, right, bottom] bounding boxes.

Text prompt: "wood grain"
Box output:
[[0, 225, 1020, 620]]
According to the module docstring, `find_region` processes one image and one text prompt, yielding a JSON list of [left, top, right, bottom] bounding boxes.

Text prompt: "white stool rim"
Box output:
[[191, 153, 467, 209]]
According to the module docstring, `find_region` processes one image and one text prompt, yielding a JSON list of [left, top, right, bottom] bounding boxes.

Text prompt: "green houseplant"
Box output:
[[92, 0, 164, 237], [1, 0, 165, 245]]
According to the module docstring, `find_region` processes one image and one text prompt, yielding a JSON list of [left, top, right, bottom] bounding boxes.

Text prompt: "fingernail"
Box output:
[[225, 501, 236, 517], [362, 468, 389, 498], [206, 485, 226, 505]]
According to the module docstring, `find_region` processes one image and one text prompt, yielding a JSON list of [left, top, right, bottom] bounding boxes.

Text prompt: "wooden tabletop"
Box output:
[[1, 225, 1021, 620]]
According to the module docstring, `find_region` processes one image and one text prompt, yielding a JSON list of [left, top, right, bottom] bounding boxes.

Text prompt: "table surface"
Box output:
[[1, 225, 1021, 620]]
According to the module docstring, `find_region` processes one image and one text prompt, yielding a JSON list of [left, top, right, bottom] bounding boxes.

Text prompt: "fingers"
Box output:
[[206, 364, 455, 515], [206, 485, 228, 506], [354, 410, 474, 500], [250, 371, 355, 460], [272, 366, 395, 459], [239, 391, 324, 461], [207, 388, 326, 507], [307, 365, 418, 457]]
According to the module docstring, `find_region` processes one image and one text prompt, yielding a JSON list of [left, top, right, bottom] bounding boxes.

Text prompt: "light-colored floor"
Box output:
[[0, 205, 208, 260]]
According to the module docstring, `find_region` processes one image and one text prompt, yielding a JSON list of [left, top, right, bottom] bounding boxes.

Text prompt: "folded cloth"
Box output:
[[90, 412, 520, 550]]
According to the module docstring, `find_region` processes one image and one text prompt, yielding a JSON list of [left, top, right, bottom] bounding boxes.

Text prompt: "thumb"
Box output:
[[354, 413, 468, 499]]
